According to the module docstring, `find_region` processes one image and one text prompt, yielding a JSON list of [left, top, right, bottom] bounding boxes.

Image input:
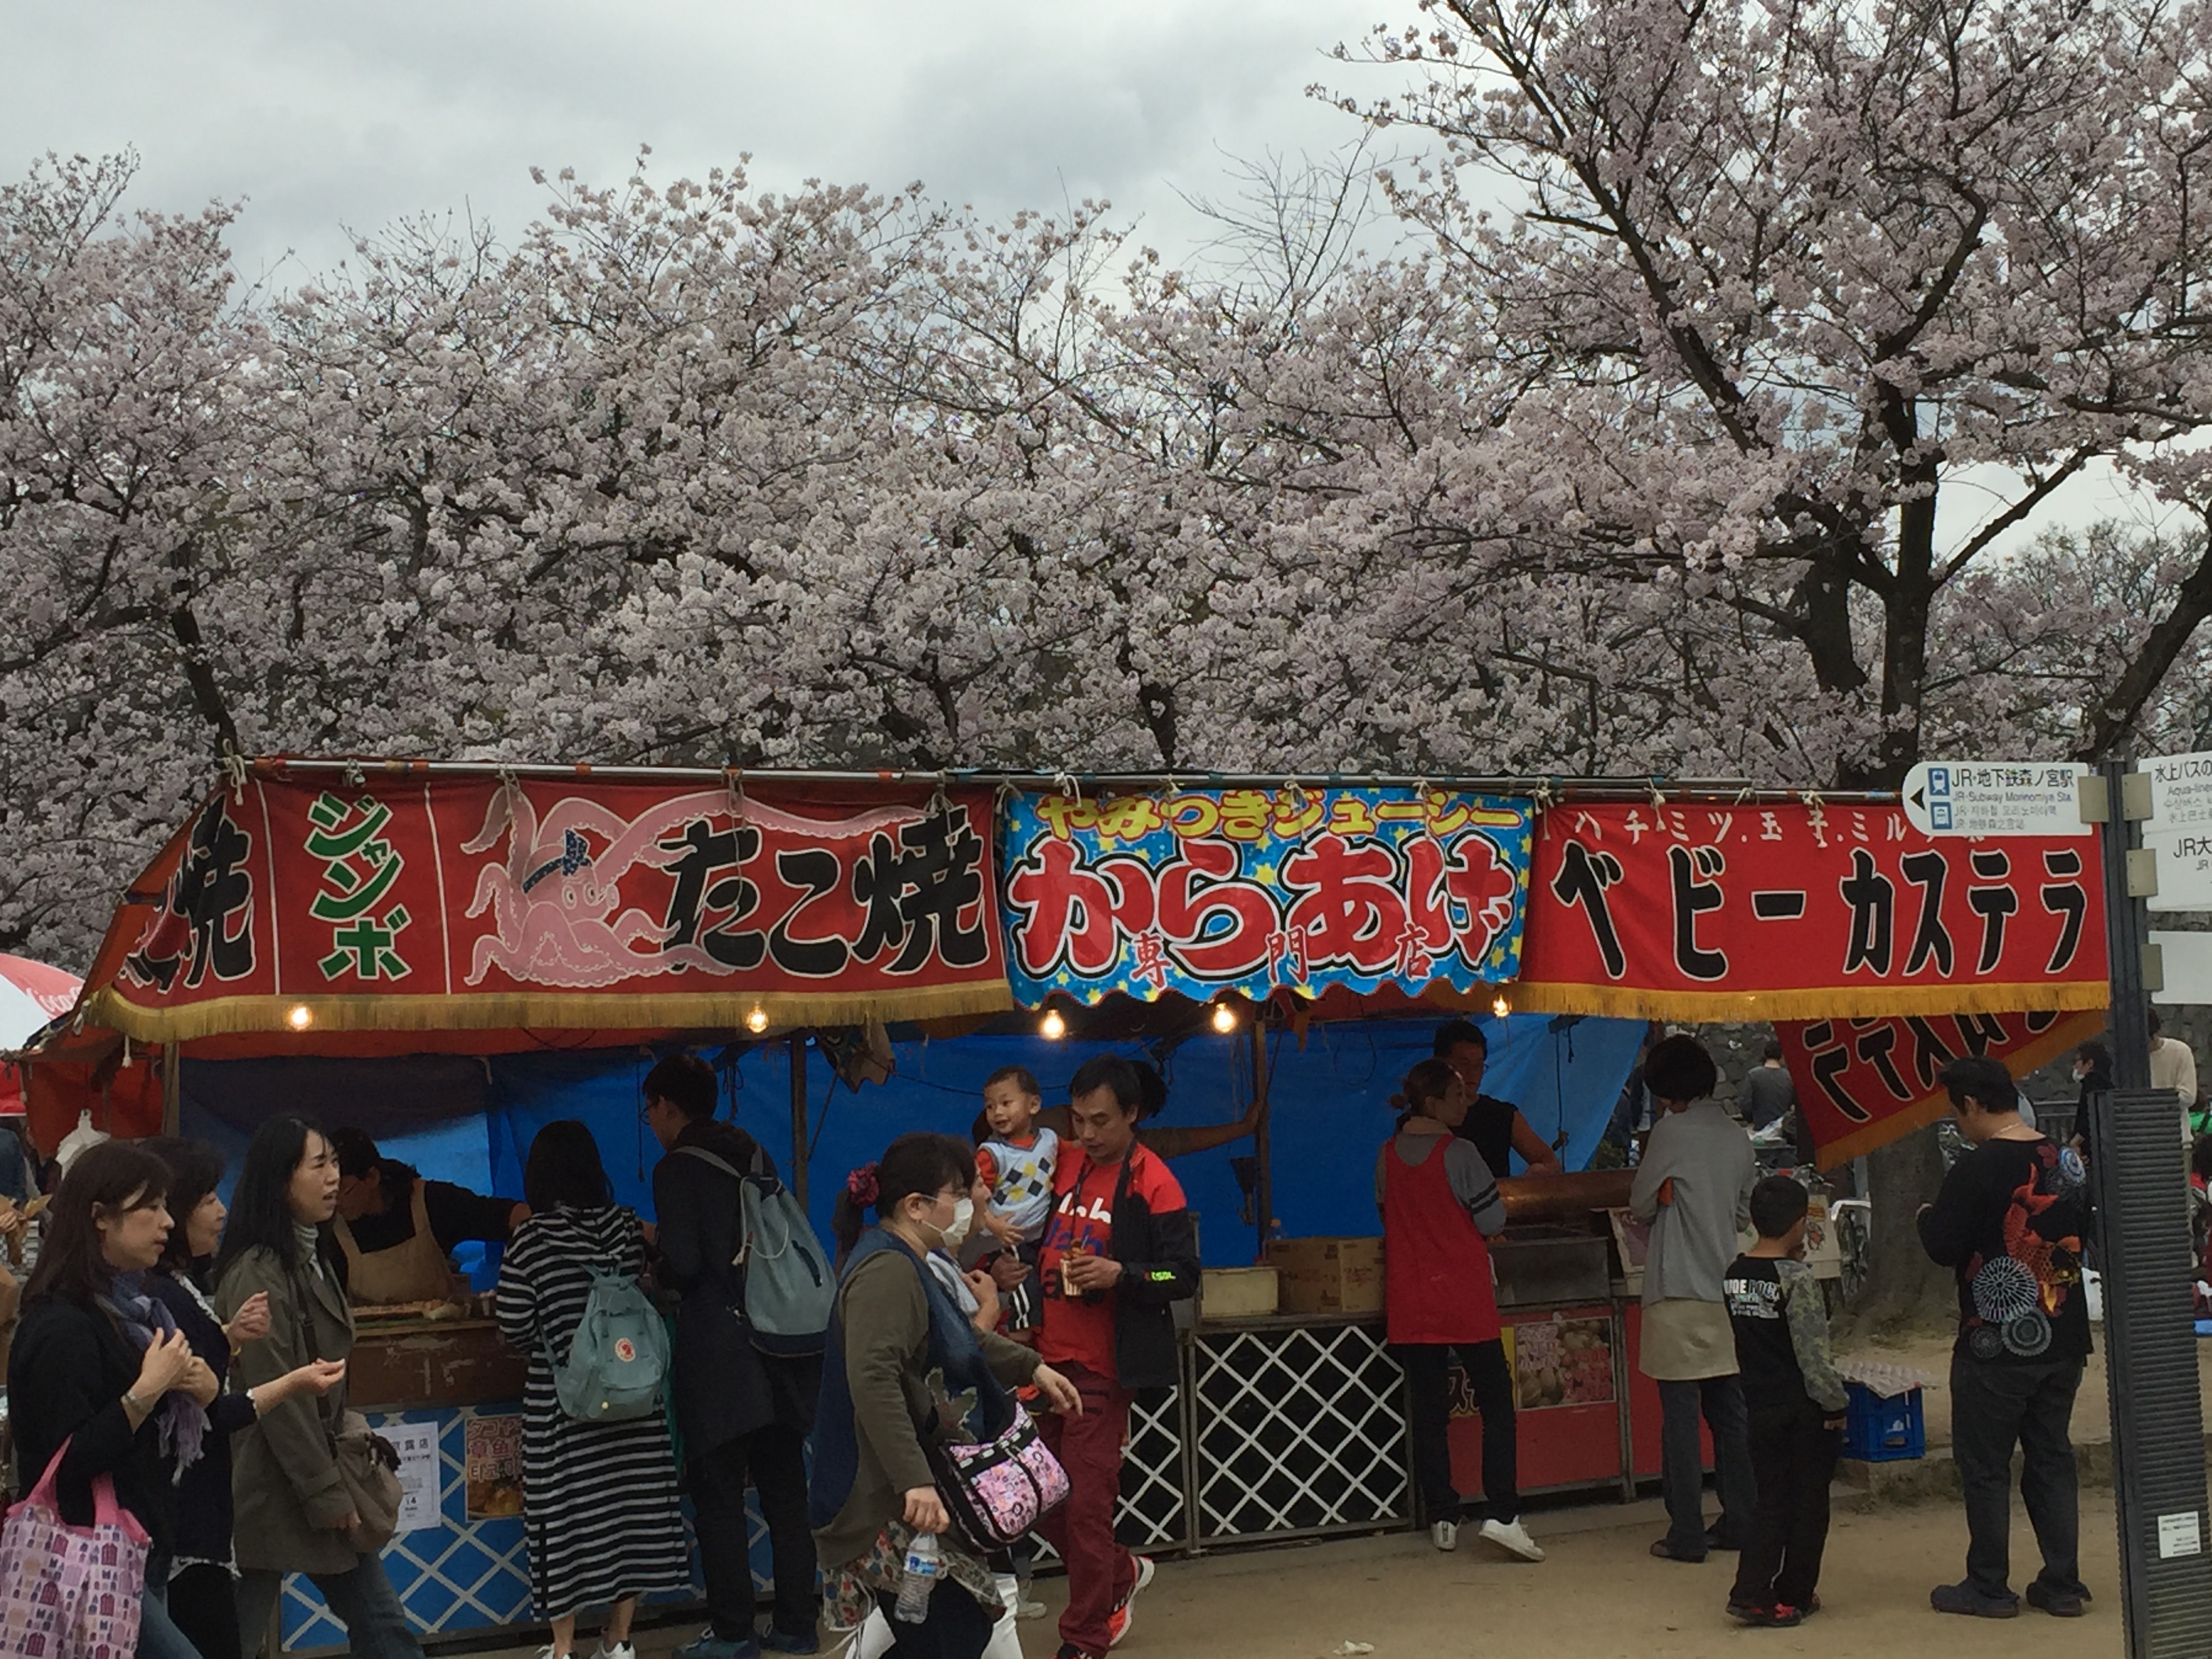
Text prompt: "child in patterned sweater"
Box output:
[[1721, 1176, 1851, 1629], [975, 1065, 1059, 1335]]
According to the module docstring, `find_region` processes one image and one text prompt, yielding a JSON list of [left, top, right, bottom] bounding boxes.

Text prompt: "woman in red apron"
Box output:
[[1379, 1058, 1545, 1563]]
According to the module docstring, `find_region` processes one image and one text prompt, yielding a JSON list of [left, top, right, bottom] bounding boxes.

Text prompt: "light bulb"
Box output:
[[1491, 993, 1511, 1021], [1040, 1008, 1067, 1040], [287, 1004, 314, 1031], [1211, 1002, 1237, 1034], [745, 1004, 770, 1033]]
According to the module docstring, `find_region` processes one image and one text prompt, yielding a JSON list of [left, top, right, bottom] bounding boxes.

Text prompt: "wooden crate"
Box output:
[[1269, 1235, 1385, 1315], [1200, 1265, 1280, 1319]]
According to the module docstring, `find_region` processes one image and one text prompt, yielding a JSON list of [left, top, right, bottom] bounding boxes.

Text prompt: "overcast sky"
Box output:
[[3, 0, 1394, 285]]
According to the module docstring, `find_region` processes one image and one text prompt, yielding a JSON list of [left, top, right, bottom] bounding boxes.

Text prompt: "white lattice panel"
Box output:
[[1191, 1324, 1410, 1541]]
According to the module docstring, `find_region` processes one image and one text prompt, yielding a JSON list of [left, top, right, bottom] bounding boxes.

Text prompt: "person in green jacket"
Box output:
[[813, 1133, 1081, 1659]]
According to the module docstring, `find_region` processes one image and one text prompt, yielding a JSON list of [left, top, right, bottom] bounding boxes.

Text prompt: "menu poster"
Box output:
[[386, 1420, 442, 1534], [464, 1413, 524, 1519], [1507, 1317, 1615, 1411]]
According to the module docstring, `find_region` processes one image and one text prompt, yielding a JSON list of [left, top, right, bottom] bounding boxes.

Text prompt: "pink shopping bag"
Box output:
[[0, 1439, 149, 1659]]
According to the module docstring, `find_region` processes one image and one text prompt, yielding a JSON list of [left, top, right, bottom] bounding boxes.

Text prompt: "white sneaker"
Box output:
[[1480, 1517, 1546, 1562], [592, 1644, 636, 1659], [1431, 1519, 1459, 1552]]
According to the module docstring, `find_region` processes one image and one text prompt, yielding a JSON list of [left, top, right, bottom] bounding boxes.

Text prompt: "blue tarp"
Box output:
[[184, 1015, 1644, 1273]]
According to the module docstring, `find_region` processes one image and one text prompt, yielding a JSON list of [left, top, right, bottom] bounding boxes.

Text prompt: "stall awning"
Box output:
[[1515, 800, 2109, 1022], [73, 764, 1012, 1045]]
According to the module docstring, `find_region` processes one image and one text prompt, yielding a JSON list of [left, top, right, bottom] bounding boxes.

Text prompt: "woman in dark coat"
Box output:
[[144, 1136, 344, 1659], [215, 1115, 424, 1659], [7, 1141, 216, 1659]]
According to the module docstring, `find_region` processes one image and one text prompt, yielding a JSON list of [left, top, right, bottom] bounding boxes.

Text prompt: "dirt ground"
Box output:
[[484, 1488, 2127, 1659], [1837, 1327, 2212, 1449], [468, 1328, 2176, 1659]]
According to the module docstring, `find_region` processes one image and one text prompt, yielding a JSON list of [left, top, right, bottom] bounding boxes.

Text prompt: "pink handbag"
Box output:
[[0, 1439, 150, 1659], [928, 1403, 1071, 1551]]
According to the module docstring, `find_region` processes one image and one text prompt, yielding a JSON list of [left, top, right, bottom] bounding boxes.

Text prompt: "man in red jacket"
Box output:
[[1035, 1054, 1197, 1659]]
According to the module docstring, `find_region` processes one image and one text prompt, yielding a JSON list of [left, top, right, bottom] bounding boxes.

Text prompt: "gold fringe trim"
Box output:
[[1814, 1008, 2109, 1168], [81, 981, 1015, 1046], [1509, 979, 2110, 1023]]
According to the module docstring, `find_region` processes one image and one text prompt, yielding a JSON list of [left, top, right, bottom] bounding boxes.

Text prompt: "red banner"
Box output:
[[83, 773, 1010, 1041], [1781, 1008, 2107, 1166], [1517, 802, 2109, 1021]]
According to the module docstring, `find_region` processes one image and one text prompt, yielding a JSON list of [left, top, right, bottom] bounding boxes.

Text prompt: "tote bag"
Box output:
[[0, 1440, 149, 1659]]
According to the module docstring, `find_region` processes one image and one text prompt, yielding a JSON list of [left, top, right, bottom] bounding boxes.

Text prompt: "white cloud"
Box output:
[[3, 0, 1395, 283]]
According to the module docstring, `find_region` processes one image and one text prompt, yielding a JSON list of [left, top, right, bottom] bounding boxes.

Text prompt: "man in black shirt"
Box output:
[[1433, 1020, 1563, 1179], [329, 1127, 525, 1303], [1917, 1055, 2093, 1620]]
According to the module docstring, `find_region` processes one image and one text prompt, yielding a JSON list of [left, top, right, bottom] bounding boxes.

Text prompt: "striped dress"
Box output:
[[496, 1204, 690, 1617]]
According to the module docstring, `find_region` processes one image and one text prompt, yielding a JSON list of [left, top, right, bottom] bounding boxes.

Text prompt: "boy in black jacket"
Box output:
[[1723, 1177, 1849, 1627]]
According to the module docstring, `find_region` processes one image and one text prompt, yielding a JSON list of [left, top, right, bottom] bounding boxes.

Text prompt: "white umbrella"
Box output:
[[0, 954, 82, 1050]]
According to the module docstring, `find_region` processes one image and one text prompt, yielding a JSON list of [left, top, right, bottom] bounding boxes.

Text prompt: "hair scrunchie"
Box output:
[[846, 1164, 881, 1206]]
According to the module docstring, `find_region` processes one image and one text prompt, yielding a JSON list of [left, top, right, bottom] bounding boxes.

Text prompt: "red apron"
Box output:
[[1382, 1135, 1502, 1346]]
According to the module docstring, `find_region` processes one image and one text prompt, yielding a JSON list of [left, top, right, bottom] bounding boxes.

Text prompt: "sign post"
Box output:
[[2092, 757, 2212, 1658]]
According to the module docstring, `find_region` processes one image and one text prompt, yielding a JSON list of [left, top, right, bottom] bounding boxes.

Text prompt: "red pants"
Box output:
[[1035, 1363, 1136, 1658]]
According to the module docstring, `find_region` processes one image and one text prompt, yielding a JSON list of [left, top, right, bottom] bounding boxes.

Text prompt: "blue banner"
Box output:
[[1000, 787, 1533, 1005]]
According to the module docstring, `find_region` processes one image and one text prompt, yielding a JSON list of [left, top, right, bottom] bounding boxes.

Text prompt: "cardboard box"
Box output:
[[1201, 1266, 1279, 1319], [1269, 1235, 1385, 1315]]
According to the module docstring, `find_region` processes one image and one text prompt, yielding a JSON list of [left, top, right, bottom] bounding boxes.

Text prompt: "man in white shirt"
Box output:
[[2151, 1009, 2199, 1145]]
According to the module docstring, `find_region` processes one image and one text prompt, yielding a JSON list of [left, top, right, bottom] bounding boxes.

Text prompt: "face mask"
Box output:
[[938, 1197, 975, 1252]]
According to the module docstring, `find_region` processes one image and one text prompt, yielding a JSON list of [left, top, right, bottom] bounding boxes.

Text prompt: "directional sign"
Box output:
[[2145, 827, 2212, 913], [2142, 751, 2212, 912], [1900, 760, 2091, 839]]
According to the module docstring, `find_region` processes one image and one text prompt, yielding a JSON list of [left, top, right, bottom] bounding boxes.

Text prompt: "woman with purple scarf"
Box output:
[[144, 1137, 346, 1659], [9, 1141, 222, 1658]]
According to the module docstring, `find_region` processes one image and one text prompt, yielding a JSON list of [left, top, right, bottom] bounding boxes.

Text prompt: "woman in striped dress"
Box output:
[[498, 1122, 688, 1659]]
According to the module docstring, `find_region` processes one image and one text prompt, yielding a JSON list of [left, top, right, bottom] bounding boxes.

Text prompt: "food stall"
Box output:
[[991, 783, 2115, 1555], [19, 762, 1014, 1648], [14, 765, 2121, 1625]]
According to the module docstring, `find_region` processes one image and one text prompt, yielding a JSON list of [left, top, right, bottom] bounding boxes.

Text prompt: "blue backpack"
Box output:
[[544, 1267, 670, 1422], [678, 1146, 836, 1357]]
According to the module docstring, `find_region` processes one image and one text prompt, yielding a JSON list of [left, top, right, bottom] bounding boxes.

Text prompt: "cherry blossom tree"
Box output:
[[1334, 0, 2212, 787]]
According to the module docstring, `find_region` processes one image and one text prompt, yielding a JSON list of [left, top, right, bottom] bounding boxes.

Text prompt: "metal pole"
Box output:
[[2095, 756, 2212, 1658], [788, 1033, 808, 1210], [161, 1044, 182, 1136], [1250, 1019, 1273, 1255], [244, 755, 1904, 806]]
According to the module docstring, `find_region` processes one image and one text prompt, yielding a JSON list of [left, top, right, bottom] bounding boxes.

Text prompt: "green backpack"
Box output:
[[544, 1267, 670, 1422]]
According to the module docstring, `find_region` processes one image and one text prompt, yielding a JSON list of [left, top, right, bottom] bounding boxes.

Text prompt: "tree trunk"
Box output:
[[2076, 521, 2212, 760], [1843, 401, 1951, 1329], [1839, 1124, 1957, 1338]]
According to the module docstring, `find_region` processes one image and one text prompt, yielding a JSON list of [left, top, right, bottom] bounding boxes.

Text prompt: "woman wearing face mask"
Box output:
[[8, 1141, 220, 1659], [216, 1115, 425, 1659], [144, 1136, 346, 1659], [818, 1134, 1083, 1659]]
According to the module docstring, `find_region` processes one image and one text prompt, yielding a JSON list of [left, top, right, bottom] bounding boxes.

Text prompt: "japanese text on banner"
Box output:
[[999, 787, 1533, 1004], [1517, 802, 2109, 1021]]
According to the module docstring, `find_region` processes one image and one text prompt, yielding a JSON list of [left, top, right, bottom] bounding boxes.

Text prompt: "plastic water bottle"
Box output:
[[895, 1532, 940, 1622]]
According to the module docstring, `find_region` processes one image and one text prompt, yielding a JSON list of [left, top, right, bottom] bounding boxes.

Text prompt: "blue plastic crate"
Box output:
[[1843, 1381, 1925, 1462]]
